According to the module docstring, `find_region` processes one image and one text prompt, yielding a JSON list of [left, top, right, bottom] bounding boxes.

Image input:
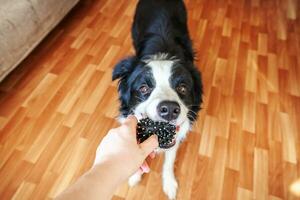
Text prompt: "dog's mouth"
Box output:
[[159, 138, 176, 149], [135, 113, 185, 149]]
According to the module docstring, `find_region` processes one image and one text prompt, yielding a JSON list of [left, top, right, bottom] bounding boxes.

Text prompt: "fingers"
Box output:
[[140, 161, 150, 173], [124, 115, 137, 127], [138, 153, 156, 174], [123, 115, 137, 130], [123, 115, 138, 127], [140, 134, 158, 155], [149, 151, 156, 159], [120, 115, 138, 135]]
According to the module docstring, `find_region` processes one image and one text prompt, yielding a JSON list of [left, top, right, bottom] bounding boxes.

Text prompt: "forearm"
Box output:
[[56, 161, 123, 200], [56, 116, 157, 199]]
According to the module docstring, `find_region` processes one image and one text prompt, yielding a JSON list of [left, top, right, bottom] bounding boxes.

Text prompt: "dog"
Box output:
[[112, 0, 203, 199]]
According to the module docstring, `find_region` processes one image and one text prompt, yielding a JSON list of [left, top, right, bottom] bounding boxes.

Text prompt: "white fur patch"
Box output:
[[128, 171, 142, 186], [162, 142, 180, 199], [143, 53, 178, 63]]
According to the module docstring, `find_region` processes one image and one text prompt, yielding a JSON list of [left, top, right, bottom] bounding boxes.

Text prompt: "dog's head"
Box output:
[[113, 53, 203, 147]]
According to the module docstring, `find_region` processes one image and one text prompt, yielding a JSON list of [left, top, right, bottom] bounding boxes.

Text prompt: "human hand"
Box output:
[[93, 116, 158, 182]]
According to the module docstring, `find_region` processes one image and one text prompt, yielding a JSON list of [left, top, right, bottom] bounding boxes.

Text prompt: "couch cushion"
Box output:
[[0, 0, 79, 81]]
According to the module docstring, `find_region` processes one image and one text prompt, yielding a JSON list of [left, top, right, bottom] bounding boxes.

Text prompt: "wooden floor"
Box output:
[[0, 0, 300, 199]]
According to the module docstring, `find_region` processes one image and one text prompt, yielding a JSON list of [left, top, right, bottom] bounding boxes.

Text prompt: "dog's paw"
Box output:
[[163, 176, 178, 200], [128, 172, 142, 187]]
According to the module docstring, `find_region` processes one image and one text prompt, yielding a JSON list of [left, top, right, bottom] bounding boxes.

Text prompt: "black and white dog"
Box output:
[[112, 0, 203, 199]]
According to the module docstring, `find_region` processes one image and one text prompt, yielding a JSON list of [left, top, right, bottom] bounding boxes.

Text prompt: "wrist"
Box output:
[[93, 158, 125, 184]]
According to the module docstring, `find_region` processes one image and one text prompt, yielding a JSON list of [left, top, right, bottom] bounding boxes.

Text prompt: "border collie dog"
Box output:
[[112, 0, 203, 199]]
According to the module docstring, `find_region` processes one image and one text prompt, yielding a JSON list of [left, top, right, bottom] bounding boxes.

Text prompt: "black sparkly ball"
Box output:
[[136, 118, 176, 149]]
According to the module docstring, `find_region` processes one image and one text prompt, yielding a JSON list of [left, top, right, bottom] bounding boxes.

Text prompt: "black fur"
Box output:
[[132, 0, 195, 61], [113, 0, 203, 121]]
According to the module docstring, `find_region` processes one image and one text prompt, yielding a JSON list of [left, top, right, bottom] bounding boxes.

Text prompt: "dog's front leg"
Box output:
[[128, 171, 142, 186], [162, 143, 179, 200]]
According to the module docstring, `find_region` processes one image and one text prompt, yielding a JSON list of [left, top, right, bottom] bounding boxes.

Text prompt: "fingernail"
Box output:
[[143, 167, 150, 173], [141, 164, 150, 173]]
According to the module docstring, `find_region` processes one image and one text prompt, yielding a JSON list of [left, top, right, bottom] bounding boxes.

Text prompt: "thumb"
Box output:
[[140, 135, 158, 155]]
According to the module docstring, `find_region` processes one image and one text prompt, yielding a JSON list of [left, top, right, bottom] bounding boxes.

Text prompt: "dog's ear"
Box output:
[[112, 56, 138, 117], [112, 56, 137, 81]]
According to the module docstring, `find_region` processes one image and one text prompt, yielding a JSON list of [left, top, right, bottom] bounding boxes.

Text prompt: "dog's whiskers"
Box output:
[[187, 113, 200, 131]]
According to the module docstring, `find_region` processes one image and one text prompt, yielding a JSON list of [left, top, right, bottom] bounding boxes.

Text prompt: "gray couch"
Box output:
[[0, 0, 79, 81]]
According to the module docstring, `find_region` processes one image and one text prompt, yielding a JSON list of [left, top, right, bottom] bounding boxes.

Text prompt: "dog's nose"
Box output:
[[157, 101, 181, 121]]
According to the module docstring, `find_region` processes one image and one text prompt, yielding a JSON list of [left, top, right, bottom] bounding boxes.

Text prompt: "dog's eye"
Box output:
[[139, 84, 151, 94], [176, 84, 187, 95]]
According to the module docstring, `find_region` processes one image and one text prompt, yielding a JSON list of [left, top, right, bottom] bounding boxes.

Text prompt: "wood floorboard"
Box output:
[[0, 0, 299, 199]]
